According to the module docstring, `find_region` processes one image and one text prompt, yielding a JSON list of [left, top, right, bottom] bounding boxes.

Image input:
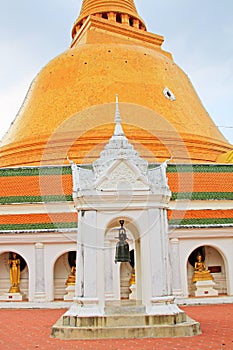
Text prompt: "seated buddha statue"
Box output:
[[129, 268, 136, 285], [65, 260, 76, 286], [192, 253, 213, 283]]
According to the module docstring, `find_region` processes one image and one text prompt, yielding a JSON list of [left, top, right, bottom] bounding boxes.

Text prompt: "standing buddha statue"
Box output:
[[8, 252, 21, 293]]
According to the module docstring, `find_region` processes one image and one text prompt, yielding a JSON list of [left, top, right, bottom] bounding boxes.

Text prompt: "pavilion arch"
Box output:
[[105, 215, 141, 240], [104, 215, 142, 301], [186, 244, 228, 296], [0, 249, 29, 298]]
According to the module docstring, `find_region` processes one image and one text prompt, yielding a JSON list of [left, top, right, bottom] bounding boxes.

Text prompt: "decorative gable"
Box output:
[[95, 159, 149, 191]]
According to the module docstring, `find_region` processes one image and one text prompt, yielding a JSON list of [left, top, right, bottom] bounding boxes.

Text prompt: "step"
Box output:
[[51, 316, 201, 339], [62, 312, 187, 328], [104, 300, 146, 315]]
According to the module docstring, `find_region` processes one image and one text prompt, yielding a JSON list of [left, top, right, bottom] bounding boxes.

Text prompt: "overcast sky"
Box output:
[[0, 0, 232, 143]]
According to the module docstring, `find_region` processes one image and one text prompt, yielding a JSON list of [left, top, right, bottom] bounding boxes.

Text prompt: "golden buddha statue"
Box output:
[[66, 260, 76, 286], [8, 252, 21, 293], [192, 253, 213, 283]]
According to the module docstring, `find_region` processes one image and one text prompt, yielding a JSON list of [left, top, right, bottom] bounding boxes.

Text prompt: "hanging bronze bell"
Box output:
[[115, 220, 130, 263]]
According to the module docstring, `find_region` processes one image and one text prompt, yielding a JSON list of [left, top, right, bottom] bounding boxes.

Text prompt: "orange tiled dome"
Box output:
[[0, 0, 232, 167]]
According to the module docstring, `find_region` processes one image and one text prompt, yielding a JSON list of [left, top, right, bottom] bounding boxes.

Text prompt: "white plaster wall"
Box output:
[[203, 246, 226, 294], [104, 239, 119, 299], [0, 253, 10, 294]]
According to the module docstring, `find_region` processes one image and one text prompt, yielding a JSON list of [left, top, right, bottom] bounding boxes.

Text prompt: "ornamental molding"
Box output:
[[95, 159, 149, 191]]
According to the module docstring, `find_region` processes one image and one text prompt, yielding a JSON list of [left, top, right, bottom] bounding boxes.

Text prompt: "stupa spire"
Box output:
[[72, 0, 146, 38]]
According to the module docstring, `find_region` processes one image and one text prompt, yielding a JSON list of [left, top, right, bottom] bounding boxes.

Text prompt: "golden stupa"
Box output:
[[0, 0, 232, 167]]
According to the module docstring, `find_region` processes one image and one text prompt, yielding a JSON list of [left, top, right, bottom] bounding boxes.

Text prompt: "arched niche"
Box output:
[[53, 251, 76, 300], [187, 245, 227, 296], [0, 251, 28, 298]]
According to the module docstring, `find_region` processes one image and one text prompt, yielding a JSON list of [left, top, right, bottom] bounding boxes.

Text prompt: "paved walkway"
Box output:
[[0, 304, 232, 349]]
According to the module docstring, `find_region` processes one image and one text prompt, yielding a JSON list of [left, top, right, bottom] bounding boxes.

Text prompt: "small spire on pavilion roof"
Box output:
[[93, 95, 148, 178]]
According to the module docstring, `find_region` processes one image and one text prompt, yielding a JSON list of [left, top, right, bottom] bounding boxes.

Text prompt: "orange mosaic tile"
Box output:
[[0, 174, 72, 197], [167, 172, 233, 193], [168, 209, 233, 220], [0, 212, 77, 225]]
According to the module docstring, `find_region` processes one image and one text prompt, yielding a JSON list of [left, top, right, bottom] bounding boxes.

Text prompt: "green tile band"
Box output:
[[0, 222, 77, 231], [169, 217, 233, 226], [167, 164, 233, 173], [0, 166, 72, 177], [171, 192, 233, 200], [0, 195, 73, 204]]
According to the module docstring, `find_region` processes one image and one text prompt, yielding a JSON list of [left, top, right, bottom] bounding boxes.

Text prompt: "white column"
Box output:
[[68, 210, 104, 316], [148, 208, 169, 297], [104, 240, 115, 299], [160, 209, 172, 295], [74, 210, 84, 299], [96, 212, 105, 313], [83, 211, 98, 299], [135, 238, 142, 301], [33, 243, 46, 302], [140, 210, 152, 309], [170, 238, 182, 296], [225, 244, 233, 295], [146, 208, 180, 315]]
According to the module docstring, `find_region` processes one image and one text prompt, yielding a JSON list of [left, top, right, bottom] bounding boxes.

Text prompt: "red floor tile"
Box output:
[[0, 304, 232, 349]]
